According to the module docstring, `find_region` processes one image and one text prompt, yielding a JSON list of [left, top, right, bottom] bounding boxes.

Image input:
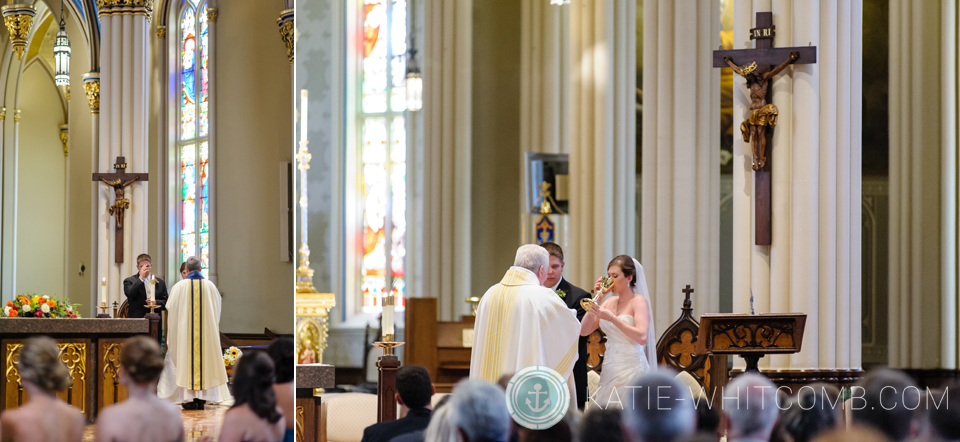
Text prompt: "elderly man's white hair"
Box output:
[[449, 379, 510, 442], [621, 371, 695, 442], [722, 373, 780, 440], [514, 244, 549, 274]]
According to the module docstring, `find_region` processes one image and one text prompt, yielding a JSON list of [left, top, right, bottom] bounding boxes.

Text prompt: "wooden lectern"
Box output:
[[695, 313, 806, 374]]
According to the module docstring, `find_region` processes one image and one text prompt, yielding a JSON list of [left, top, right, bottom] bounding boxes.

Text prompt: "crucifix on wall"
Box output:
[[713, 12, 817, 245], [92, 156, 149, 263]]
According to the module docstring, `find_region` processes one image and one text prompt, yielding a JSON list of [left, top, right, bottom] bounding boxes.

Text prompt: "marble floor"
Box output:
[[83, 404, 228, 441]]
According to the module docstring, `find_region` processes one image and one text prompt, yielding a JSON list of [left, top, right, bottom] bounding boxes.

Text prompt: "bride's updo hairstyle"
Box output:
[[19, 336, 71, 393], [607, 255, 638, 288], [121, 336, 165, 384]]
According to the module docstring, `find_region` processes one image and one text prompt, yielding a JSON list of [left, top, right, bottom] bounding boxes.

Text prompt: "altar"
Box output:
[[0, 318, 154, 421]]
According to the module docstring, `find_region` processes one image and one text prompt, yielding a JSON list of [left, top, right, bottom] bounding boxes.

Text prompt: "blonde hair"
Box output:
[[121, 336, 164, 384], [19, 337, 70, 393]]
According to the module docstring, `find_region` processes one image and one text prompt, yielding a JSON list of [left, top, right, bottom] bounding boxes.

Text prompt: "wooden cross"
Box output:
[[713, 12, 817, 245], [92, 156, 149, 263], [681, 284, 694, 310]]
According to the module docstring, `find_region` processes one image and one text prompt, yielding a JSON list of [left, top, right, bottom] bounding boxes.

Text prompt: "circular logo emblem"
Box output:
[[505, 365, 570, 429]]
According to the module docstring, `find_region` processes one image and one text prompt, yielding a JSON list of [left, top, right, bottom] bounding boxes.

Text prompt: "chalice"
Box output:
[[580, 276, 614, 312]]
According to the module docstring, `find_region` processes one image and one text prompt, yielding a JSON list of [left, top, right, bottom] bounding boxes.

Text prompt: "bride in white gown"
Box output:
[[579, 255, 657, 410]]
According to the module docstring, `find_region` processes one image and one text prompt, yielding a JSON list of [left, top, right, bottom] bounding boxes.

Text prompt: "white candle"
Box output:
[[100, 277, 107, 305], [148, 275, 156, 302], [382, 295, 395, 337], [300, 89, 308, 145]]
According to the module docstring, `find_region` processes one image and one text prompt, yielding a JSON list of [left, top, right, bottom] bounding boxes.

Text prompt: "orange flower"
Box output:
[[46, 300, 56, 308], [5, 301, 10, 307]]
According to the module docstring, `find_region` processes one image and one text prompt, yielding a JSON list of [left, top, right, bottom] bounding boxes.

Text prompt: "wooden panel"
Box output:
[[437, 322, 472, 348], [404, 298, 438, 379], [2, 339, 92, 420], [296, 389, 320, 442], [98, 339, 128, 413]]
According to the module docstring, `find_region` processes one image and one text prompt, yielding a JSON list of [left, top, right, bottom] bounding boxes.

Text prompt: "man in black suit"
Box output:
[[361, 365, 434, 442], [122, 253, 169, 318], [541, 242, 591, 410]]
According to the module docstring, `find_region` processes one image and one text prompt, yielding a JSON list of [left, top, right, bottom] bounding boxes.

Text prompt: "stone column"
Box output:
[[520, 2, 568, 156], [96, 0, 151, 307], [412, 0, 473, 320], [641, 0, 720, 332], [888, 0, 954, 369], [83, 72, 100, 308], [566, 0, 636, 286], [730, 0, 861, 371]]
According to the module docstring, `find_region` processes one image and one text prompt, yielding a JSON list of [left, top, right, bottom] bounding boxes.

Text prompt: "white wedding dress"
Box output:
[[591, 314, 650, 409]]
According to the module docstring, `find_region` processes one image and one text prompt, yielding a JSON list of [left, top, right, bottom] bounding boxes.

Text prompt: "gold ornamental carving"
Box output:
[[59, 125, 69, 157], [13, 110, 20, 123], [295, 406, 304, 442], [0, 107, 6, 121], [277, 10, 294, 65], [96, 0, 154, 18], [1, 5, 36, 61], [206, 7, 218, 22], [83, 78, 100, 114], [295, 293, 334, 365], [157, 25, 166, 39], [4, 343, 86, 412], [102, 343, 121, 385]]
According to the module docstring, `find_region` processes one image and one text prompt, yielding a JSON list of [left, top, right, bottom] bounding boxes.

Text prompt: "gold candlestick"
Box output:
[[373, 333, 404, 356], [97, 301, 110, 318]]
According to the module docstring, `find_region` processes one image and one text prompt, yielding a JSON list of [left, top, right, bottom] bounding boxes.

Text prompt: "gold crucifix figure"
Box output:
[[98, 176, 140, 229], [92, 156, 149, 263]]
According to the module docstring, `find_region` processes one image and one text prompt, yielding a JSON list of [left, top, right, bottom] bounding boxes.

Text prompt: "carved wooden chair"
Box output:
[[655, 285, 727, 393], [117, 299, 129, 318]]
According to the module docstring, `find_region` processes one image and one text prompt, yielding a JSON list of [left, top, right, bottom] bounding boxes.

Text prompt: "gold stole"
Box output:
[[190, 279, 204, 390]]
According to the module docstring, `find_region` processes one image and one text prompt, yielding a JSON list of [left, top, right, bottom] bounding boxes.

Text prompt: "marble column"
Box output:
[[412, 0, 472, 320], [730, 0, 861, 371], [96, 0, 151, 308], [566, 0, 636, 287], [641, 0, 720, 332], [888, 0, 955, 369], [520, 2, 568, 156], [83, 72, 100, 308]]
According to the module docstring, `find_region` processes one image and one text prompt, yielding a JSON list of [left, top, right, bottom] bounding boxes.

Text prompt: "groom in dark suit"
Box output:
[[541, 242, 591, 410], [122, 253, 169, 318]]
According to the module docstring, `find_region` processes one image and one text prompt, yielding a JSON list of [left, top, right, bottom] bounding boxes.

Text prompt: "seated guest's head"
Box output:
[[232, 351, 282, 424], [497, 373, 513, 391], [120, 336, 164, 387], [396, 364, 434, 410], [850, 368, 919, 442], [674, 433, 721, 442], [514, 244, 550, 285], [450, 379, 511, 442], [622, 371, 696, 442], [811, 425, 891, 442], [19, 336, 71, 395], [267, 337, 295, 384], [921, 384, 960, 442], [518, 408, 579, 442], [580, 408, 626, 442], [722, 374, 779, 442], [695, 397, 720, 436], [780, 383, 841, 442]]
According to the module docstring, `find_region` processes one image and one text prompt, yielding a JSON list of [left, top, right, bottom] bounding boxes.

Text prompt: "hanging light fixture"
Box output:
[[53, 0, 70, 86], [405, 43, 422, 111], [549, 0, 570, 5]]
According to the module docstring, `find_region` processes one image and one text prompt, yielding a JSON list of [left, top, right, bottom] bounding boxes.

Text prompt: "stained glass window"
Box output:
[[360, 0, 406, 311], [178, 0, 210, 278]]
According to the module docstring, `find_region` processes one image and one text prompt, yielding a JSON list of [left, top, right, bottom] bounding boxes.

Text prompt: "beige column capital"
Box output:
[[82, 73, 100, 114], [206, 7, 218, 22], [277, 9, 294, 64], [95, 0, 153, 18]]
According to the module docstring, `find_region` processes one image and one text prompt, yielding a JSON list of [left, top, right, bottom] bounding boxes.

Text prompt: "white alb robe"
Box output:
[[470, 267, 580, 387], [157, 275, 231, 403]]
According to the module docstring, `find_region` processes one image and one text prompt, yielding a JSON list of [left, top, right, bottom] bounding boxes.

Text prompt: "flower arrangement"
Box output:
[[4, 294, 81, 319], [223, 346, 242, 366]]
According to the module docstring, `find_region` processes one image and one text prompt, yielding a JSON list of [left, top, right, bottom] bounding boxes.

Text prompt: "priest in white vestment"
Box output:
[[470, 245, 581, 402], [158, 256, 231, 409]]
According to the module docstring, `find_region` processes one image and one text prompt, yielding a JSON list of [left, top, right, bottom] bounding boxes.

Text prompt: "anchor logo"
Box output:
[[524, 383, 551, 412]]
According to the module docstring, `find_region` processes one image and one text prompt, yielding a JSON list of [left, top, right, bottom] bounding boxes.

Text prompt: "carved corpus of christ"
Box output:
[[99, 177, 140, 229], [723, 51, 798, 171]]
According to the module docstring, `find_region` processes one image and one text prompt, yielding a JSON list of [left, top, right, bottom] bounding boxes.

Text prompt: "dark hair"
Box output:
[[19, 337, 71, 393], [267, 337, 294, 384], [179, 262, 187, 273], [851, 368, 919, 442], [780, 383, 841, 442], [136, 254, 152, 265], [928, 384, 960, 440], [519, 420, 571, 442], [185, 256, 202, 272], [396, 365, 432, 409], [607, 255, 637, 287], [695, 398, 720, 434], [579, 408, 625, 442], [232, 352, 282, 424], [540, 242, 564, 262], [121, 336, 164, 384]]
